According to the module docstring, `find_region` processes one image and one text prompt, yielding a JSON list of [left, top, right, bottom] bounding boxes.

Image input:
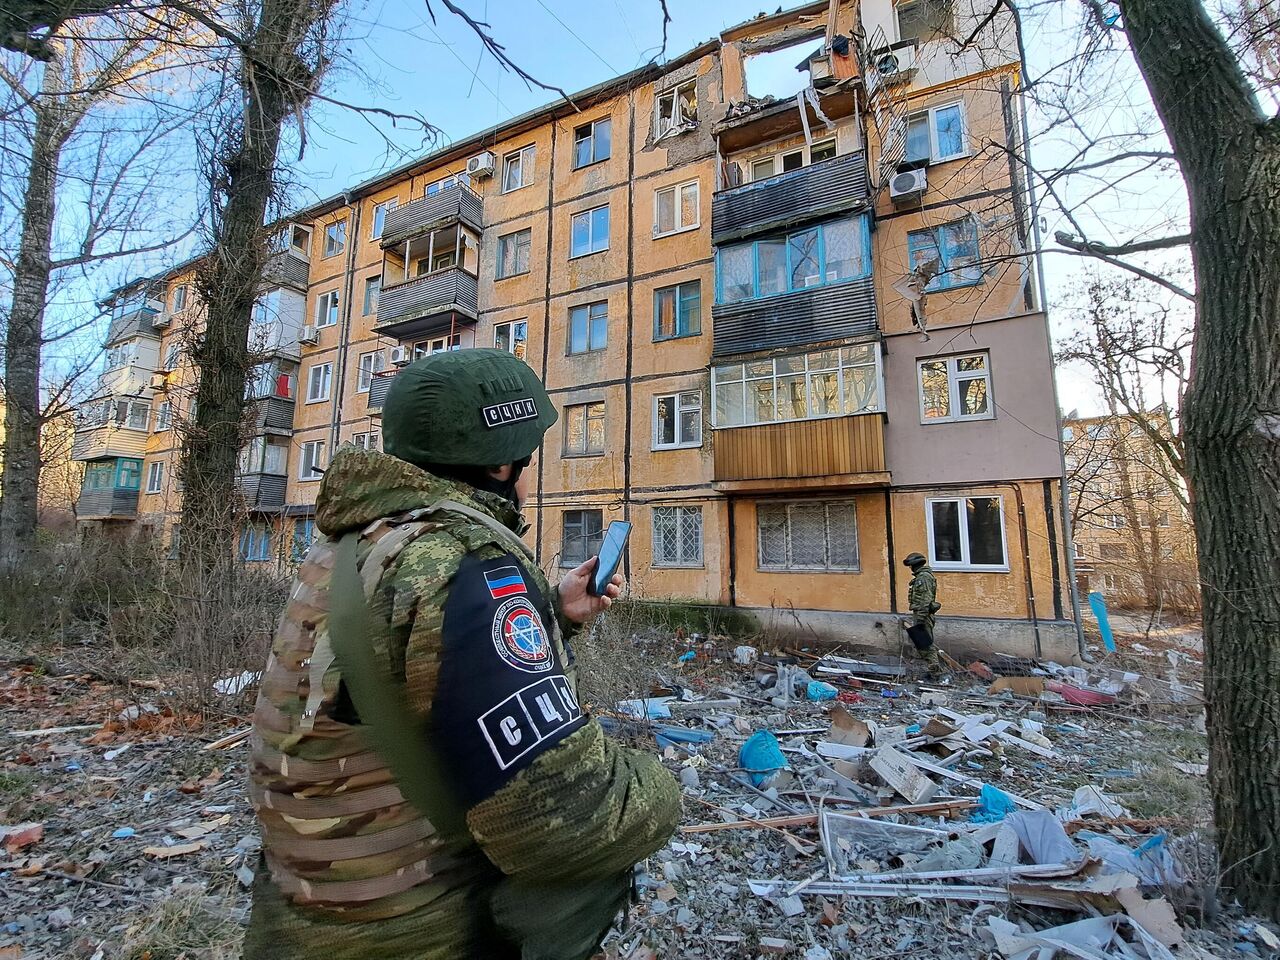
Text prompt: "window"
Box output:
[[116, 458, 142, 490], [927, 496, 1007, 570], [749, 140, 834, 181], [306, 362, 333, 403], [495, 319, 528, 361], [323, 220, 346, 258], [315, 290, 340, 327], [908, 219, 982, 291], [363, 276, 381, 316], [126, 401, 150, 430], [171, 284, 188, 312], [412, 335, 461, 359], [154, 401, 171, 432], [146, 461, 164, 494], [904, 102, 967, 164], [352, 431, 380, 452], [897, 0, 954, 44], [653, 506, 703, 567], [717, 215, 871, 303], [654, 281, 701, 341], [1103, 514, 1126, 529], [497, 228, 532, 279], [502, 144, 536, 192], [654, 392, 702, 449], [564, 402, 605, 456], [561, 510, 604, 566], [713, 343, 882, 427], [84, 462, 114, 490], [371, 199, 397, 240], [656, 80, 697, 136], [654, 181, 699, 236], [810, 138, 837, 163], [299, 440, 327, 481], [291, 518, 316, 562], [426, 173, 468, 196], [570, 205, 610, 257], [917, 352, 992, 422], [105, 342, 134, 370], [568, 301, 608, 354], [239, 523, 272, 563], [290, 225, 311, 253], [239, 437, 286, 475], [758, 501, 859, 572], [357, 350, 385, 392], [573, 117, 611, 168]]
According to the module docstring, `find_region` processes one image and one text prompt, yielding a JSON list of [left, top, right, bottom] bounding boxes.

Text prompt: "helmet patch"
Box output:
[[491, 597, 553, 673], [482, 398, 539, 428]]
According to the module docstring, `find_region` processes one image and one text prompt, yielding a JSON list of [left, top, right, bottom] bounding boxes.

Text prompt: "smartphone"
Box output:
[[588, 520, 632, 596]]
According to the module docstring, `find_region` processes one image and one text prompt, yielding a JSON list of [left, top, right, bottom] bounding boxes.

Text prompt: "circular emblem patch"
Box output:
[[490, 597, 553, 673]]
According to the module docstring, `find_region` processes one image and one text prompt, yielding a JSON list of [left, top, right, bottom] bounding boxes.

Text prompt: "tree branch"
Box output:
[[1055, 230, 1192, 256]]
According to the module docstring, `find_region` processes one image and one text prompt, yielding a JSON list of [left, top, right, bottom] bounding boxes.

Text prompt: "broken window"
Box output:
[[743, 39, 822, 102], [656, 80, 697, 136]]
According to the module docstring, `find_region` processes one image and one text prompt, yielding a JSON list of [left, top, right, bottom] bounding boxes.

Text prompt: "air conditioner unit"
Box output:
[[389, 346, 410, 366], [889, 167, 927, 204], [466, 151, 496, 178], [299, 324, 319, 345], [151, 313, 171, 329], [866, 45, 917, 96]]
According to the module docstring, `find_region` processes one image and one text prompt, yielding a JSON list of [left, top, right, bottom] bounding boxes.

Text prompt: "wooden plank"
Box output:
[[680, 798, 977, 834], [896, 751, 1041, 810], [870, 746, 939, 803]]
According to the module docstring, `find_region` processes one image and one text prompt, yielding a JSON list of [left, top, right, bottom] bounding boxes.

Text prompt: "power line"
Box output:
[[533, 0, 618, 75]]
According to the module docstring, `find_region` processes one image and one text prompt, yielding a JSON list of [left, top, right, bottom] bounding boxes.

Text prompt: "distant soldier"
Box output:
[[243, 349, 681, 960], [903, 552, 946, 680]]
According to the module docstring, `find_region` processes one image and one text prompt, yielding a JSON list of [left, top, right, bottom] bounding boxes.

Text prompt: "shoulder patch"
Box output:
[[491, 597, 552, 673]]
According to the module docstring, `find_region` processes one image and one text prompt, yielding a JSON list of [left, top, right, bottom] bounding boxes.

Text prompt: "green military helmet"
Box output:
[[902, 552, 927, 569], [382, 348, 558, 467]]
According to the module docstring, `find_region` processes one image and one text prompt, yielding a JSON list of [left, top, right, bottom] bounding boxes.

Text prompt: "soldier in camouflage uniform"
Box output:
[[903, 552, 947, 680], [243, 349, 681, 960]]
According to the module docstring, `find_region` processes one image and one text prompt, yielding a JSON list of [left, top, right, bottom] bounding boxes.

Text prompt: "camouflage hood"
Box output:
[[314, 447, 523, 537]]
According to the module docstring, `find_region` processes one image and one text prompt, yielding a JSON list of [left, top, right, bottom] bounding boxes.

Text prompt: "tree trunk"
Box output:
[[0, 57, 66, 571], [1122, 0, 1280, 919]]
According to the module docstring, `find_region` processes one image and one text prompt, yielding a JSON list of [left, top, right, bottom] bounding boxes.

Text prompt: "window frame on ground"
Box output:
[[323, 220, 346, 258], [568, 301, 608, 354], [716, 214, 872, 303], [652, 505, 704, 568], [655, 80, 698, 136], [653, 391, 703, 450], [305, 362, 333, 403], [357, 350, 385, 393], [570, 204, 610, 258], [239, 523, 272, 563], [494, 319, 528, 360], [502, 144, 536, 193], [315, 289, 340, 327], [712, 342, 883, 428], [906, 218, 982, 291], [654, 280, 701, 341], [564, 401, 605, 456], [299, 439, 327, 481], [653, 180, 700, 237], [917, 351, 993, 423], [363, 276, 381, 316], [757, 500, 859, 572], [561, 510, 604, 567], [925, 495, 1008, 571], [573, 117, 612, 169], [497, 228, 532, 279], [370, 199, 397, 240], [145, 460, 164, 494]]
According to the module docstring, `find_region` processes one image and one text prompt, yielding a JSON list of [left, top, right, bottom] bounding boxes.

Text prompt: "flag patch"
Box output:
[[484, 566, 527, 599]]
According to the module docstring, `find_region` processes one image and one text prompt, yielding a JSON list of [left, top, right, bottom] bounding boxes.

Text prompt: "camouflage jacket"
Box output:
[[907, 565, 939, 625], [246, 449, 680, 960]]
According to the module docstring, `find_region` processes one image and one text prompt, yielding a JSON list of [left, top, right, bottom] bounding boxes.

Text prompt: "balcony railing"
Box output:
[[236, 471, 287, 512], [262, 251, 309, 291], [713, 414, 888, 491], [72, 424, 149, 461], [76, 485, 139, 520], [368, 369, 398, 411], [712, 152, 870, 245], [374, 267, 478, 340], [381, 186, 483, 248], [711, 278, 878, 358]]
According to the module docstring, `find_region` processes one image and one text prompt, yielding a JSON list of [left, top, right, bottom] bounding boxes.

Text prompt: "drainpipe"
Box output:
[[330, 193, 362, 457]]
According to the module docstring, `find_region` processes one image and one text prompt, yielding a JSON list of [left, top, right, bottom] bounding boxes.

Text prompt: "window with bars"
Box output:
[[652, 506, 703, 567], [927, 496, 1007, 569], [917, 352, 992, 422], [757, 501, 859, 572], [653, 392, 702, 449], [564, 402, 605, 456], [561, 510, 604, 567]]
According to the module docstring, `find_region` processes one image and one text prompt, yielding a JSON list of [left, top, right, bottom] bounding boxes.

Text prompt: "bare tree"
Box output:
[[0, 11, 199, 569]]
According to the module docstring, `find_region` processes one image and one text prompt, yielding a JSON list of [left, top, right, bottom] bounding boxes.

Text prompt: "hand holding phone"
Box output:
[[588, 520, 632, 596]]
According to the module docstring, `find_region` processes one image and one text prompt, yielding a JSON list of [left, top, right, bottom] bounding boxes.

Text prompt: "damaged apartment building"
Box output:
[[70, 0, 1080, 658]]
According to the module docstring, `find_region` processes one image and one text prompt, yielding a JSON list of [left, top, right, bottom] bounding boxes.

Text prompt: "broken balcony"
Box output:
[[712, 150, 870, 245]]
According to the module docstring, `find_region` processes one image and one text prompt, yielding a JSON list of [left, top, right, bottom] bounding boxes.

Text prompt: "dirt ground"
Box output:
[[0, 620, 1272, 960]]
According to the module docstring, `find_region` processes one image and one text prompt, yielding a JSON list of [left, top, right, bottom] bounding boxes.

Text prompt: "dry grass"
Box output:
[[119, 889, 244, 960]]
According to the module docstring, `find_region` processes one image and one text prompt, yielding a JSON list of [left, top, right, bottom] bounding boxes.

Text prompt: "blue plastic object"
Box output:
[[112, 827, 136, 839], [678, 650, 696, 663], [806, 681, 839, 701], [1088, 591, 1117, 652], [739, 730, 789, 787], [970, 783, 1018, 823], [652, 725, 715, 751]]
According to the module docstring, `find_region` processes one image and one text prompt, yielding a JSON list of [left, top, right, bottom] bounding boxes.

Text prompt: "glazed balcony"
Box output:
[[71, 423, 149, 461]]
